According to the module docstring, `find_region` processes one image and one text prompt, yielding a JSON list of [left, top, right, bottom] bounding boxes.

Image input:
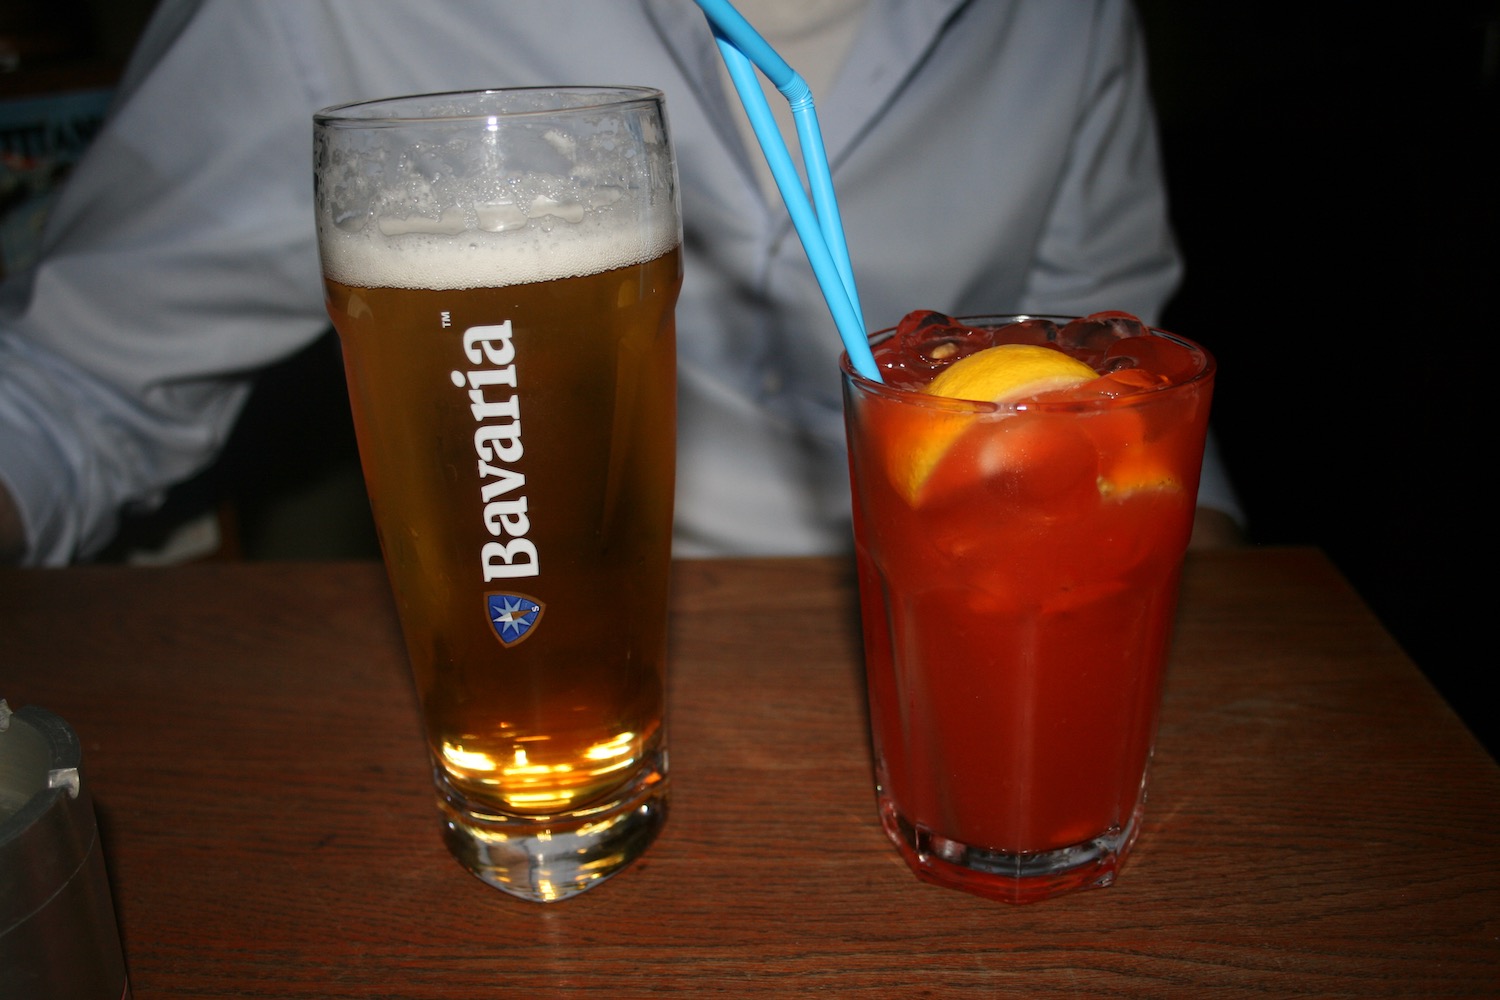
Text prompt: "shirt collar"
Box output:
[[643, 0, 973, 167]]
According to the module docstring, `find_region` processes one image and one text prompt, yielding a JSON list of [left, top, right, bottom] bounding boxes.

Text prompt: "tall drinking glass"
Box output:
[[314, 88, 681, 902], [843, 314, 1214, 903]]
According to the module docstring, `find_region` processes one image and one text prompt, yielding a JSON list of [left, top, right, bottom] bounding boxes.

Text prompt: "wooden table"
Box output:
[[3, 549, 1497, 996]]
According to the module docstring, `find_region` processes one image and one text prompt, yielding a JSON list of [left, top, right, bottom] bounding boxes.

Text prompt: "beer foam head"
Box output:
[[315, 88, 680, 291], [319, 210, 679, 291]]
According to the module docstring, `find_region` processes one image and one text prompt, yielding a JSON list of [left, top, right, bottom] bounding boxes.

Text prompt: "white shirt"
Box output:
[[0, 0, 1222, 565]]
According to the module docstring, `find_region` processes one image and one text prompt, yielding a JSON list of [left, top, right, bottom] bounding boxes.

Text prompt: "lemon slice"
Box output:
[[926, 344, 1099, 404], [892, 345, 1097, 502], [1098, 453, 1181, 499]]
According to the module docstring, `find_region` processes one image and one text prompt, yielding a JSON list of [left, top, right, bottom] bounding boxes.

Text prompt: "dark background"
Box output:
[[6, 2, 1497, 753], [1138, 2, 1497, 754]]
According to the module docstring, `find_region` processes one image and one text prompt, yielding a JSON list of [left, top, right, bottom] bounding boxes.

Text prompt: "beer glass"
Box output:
[[314, 88, 681, 901]]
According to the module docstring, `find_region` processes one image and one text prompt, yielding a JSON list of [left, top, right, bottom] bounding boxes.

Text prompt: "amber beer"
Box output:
[[314, 88, 681, 902], [324, 253, 679, 809]]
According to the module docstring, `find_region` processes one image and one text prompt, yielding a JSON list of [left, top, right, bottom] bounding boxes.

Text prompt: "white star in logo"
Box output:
[[491, 596, 536, 639]]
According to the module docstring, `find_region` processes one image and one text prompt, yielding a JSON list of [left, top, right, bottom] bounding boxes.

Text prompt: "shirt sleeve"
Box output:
[[0, 0, 334, 564], [1016, 0, 1182, 322]]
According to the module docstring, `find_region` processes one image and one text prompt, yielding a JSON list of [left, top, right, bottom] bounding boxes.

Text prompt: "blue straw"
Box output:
[[692, 0, 879, 381]]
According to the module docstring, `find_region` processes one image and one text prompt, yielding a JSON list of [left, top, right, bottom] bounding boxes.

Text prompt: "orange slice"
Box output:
[[891, 345, 1097, 502]]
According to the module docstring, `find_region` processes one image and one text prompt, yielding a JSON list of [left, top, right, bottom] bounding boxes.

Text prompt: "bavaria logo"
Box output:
[[486, 592, 544, 647]]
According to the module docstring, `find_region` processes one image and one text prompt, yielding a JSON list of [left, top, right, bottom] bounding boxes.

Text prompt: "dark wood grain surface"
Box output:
[[3, 549, 1497, 997]]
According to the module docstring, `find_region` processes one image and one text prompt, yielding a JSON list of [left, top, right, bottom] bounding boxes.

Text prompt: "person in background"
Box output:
[[0, 0, 1241, 566]]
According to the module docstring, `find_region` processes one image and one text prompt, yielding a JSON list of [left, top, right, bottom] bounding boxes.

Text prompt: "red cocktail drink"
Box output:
[[841, 312, 1215, 903]]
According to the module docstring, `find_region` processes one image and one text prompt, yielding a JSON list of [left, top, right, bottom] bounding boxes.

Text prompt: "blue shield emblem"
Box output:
[[485, 593, 544, 647]]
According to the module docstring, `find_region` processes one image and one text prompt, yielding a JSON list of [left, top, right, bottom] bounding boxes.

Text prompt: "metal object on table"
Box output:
[[1, 700, 129, 1000]]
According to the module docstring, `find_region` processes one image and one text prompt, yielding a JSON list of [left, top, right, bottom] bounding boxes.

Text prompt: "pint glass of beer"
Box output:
[[313, 88, 681, 901]]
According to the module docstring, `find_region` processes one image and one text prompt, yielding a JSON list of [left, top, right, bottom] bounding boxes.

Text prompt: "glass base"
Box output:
[[879, 794, 1144, 904], [435, 749, 668, 902]]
